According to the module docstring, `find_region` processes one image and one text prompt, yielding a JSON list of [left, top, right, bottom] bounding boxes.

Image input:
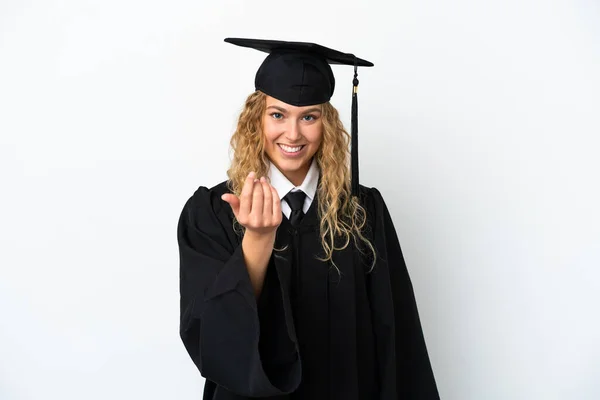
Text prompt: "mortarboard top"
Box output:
[[225, 37, 374, 197]]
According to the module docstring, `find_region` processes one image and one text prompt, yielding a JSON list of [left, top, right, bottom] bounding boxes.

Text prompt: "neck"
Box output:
[[285, 164, 310, 186]]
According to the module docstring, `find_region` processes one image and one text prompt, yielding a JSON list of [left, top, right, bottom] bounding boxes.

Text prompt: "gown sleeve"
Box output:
[[177, 185, 301, 397], [367, 187, 440, 399]]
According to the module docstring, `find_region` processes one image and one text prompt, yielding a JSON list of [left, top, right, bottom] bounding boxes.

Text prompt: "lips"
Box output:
[[278, 144, 305, 153]]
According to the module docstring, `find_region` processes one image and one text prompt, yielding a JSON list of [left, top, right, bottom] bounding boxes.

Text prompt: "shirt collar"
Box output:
[[268, 158, 320, 201]]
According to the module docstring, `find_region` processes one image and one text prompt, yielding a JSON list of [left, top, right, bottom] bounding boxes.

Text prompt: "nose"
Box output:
[[285, 120, 302, 141]]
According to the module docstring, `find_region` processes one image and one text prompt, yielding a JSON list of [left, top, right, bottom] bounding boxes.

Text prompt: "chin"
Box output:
[[275, 159, 305, 172], [266, 143, 316, 180]]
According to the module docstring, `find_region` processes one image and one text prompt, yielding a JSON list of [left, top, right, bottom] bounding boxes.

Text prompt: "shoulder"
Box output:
[[183, 179, 231, 208], [355, 184, 395, 233], [357, 184, 387, 212], [179, 180, 234, 228]]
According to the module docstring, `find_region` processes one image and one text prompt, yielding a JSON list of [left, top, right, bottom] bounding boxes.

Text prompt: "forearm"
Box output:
[[242, 230, 275, 297]]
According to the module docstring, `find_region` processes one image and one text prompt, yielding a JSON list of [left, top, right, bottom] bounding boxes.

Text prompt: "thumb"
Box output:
[[221, 193, 240, 217]]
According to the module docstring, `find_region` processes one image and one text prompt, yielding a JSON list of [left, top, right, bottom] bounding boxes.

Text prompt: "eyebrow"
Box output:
[[266, 105, 322, 114]]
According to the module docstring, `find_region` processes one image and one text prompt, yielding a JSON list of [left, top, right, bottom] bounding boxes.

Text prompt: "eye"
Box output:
[[302, 115, 316, 122], [270, 112, 283, 120]]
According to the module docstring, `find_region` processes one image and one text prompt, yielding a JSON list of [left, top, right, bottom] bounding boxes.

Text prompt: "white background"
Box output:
[[1, 0, 599, 399]]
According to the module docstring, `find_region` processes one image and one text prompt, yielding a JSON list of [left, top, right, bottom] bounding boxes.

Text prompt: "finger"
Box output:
[[261, 177, 272, 219], [251, 177, 264, 216], [271, 186, 282, 220], [239, 172, 255, 217], [221, 194, 240, 217]]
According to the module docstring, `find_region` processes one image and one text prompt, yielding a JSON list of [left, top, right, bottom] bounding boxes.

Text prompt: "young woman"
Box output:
[[177, 38, 440, 400]]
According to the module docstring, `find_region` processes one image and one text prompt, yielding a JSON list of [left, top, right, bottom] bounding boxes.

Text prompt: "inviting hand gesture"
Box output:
[[221, 172, 282, 236]]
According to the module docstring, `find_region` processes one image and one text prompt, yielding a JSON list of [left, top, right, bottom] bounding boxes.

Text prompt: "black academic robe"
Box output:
[[177, 181, 440, 400]]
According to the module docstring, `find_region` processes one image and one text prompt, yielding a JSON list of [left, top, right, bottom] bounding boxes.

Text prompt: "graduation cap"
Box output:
[[224, 37, 374, 197]]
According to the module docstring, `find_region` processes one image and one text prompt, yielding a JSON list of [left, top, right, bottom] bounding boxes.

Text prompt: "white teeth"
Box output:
[[279, 144, 303, 153]]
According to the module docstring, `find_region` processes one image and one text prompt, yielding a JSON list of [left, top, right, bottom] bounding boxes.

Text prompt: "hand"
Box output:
[[221, 172, 282, 236]]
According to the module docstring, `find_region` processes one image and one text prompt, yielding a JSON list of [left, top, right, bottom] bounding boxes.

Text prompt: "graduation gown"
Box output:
[[177, 181, 440, 399]]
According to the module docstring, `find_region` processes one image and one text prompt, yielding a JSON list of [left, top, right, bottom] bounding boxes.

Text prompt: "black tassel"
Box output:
[[351, 57, 359, 198]]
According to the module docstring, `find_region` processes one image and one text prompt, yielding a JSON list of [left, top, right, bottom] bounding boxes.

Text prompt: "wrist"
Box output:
[[243, 229, 276, 243]]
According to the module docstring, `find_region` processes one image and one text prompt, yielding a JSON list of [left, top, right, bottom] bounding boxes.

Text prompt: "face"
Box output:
[[262, 95, 323, 186]]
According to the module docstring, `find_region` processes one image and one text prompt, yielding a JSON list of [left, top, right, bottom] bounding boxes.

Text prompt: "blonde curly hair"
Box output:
[[226, 90, 376, 272]]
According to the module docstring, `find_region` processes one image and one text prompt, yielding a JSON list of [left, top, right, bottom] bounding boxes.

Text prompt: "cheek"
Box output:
[[308, 124, 324, 145], [262, 119, 279, 143]]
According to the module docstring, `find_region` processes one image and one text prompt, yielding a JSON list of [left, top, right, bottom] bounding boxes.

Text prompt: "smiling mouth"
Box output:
[[278, 144, 305, 153]]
